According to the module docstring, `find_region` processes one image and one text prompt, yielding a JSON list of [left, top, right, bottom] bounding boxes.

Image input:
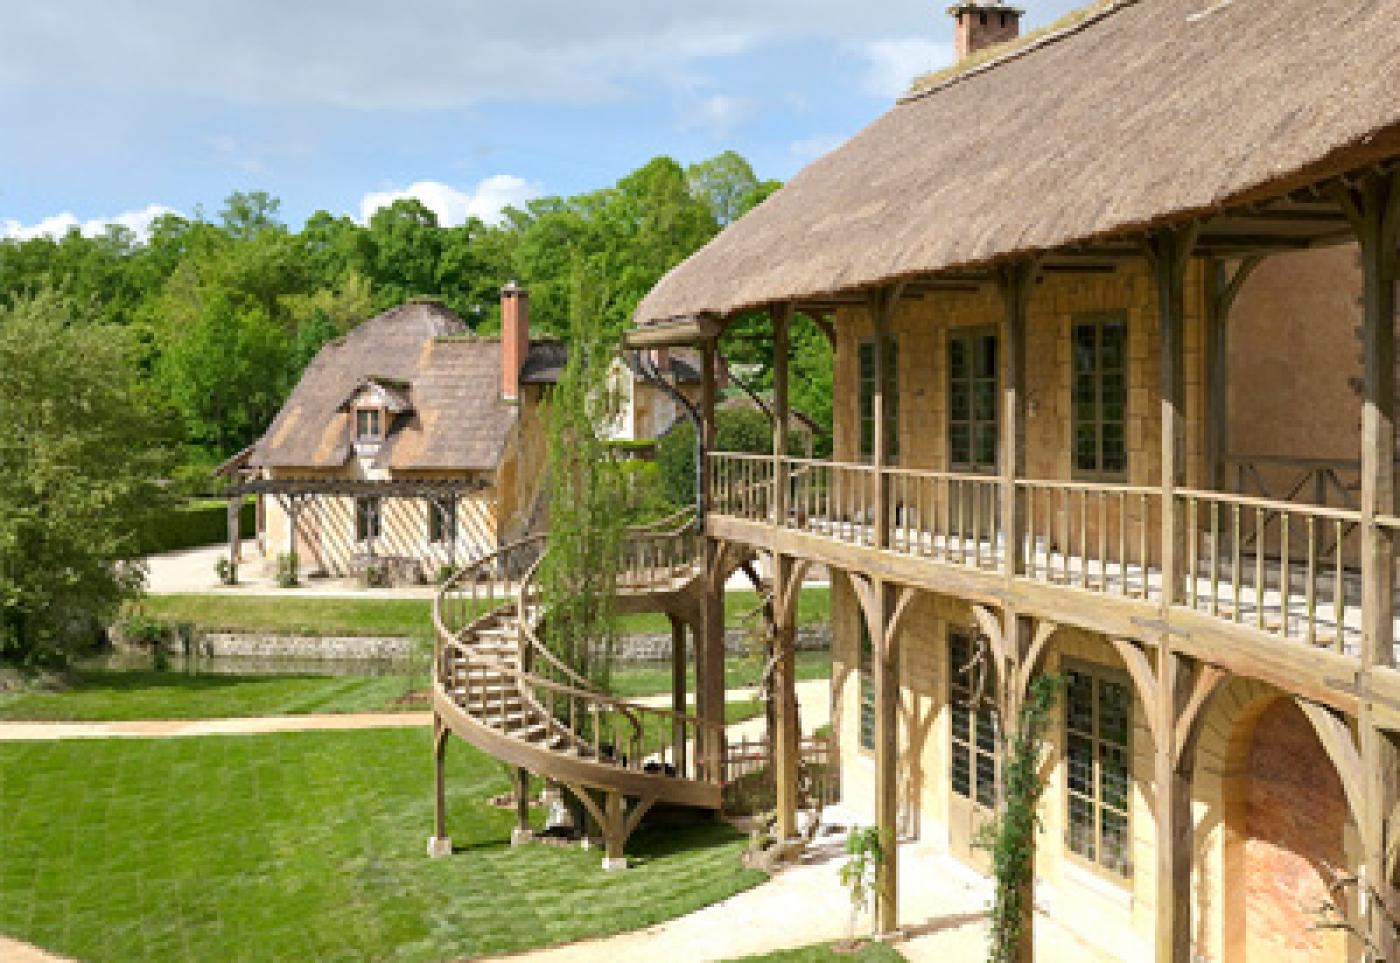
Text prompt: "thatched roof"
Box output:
[[635, 0, 1400, 325], [249, 300, 518, 473]]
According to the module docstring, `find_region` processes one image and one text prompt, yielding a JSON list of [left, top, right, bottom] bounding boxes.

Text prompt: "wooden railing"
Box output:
[[1018, 479, 1161, 600], [706, 454, 1392, 660], [710, 452, 773, 522], [1177, 490, 1360, 650], [433, 513, 725, 786]]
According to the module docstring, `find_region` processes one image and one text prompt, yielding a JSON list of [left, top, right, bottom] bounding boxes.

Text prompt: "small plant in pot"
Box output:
[[214, 556, 238, 586], [275, 552, 300, 588]]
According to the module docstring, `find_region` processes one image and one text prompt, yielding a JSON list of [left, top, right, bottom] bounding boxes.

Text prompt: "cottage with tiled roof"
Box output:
[[220, 284, 695, 582]]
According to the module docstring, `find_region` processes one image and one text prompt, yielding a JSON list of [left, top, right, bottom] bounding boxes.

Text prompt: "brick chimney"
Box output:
[[500, 280, 529, 403], [948, 2, 1023, 61]]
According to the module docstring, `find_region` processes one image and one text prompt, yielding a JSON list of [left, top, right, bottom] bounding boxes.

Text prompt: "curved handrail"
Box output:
[[431, 508, 723, 784]]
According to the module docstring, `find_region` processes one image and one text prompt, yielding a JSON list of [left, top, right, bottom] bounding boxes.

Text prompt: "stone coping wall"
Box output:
[[121, 625, 831, 662]]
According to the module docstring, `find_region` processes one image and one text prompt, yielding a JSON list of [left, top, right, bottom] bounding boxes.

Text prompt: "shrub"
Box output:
[[214, 556, 238, 585], [118, 613, 172, 671], [656, 406, 776, 508], [361, 563, 389, 589], [275, 553, 300, 588], [132, 499, 255, 556]]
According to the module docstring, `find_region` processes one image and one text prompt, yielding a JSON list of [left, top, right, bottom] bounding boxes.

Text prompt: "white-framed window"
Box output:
[[356, 408, 383, 442], [1064, 662, 1133, 879]]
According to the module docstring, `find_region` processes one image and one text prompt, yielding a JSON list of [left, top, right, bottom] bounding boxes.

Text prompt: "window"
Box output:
[[948, 328, 999, 473], [1072, 316, 1128, 479], [428, 499, 456, 544], [858, 337, 899, 462], [355, 496, 381, 542], [356, 408, 382, 442], [950, 630, 999, 809], [859, 619, 875, 751], [1065, 665, 1133, 878]]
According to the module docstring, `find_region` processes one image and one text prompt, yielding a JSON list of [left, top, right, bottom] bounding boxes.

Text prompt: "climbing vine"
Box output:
[[839, 825, 886, 938], [539, 261, 626, 692], [978, 673, 1063, 963]]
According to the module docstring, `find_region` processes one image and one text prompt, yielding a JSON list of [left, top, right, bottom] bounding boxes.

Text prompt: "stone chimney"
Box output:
[[948, 2, 1023, 61], [500, 280, 529, 403]]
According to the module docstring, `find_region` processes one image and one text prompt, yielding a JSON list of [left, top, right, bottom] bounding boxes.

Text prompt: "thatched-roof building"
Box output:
[[622, 2, 1400, 960]]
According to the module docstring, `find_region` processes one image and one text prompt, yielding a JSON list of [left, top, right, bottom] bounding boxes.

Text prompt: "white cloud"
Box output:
[[856, 39, 955, 99], [790, 133, 849, 162], [681, 94, 759, 139], [358, 175, 542, 227], [1, 204, 181, 242], [0, 2, 947, 110]]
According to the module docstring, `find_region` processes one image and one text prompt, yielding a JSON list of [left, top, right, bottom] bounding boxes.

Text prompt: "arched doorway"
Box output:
[[1226, 698, 1354, 961]]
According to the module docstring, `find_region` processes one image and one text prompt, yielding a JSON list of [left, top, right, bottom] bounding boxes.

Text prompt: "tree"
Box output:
[[687, 150, 761, 226], [220, 191, 283, 241], [657, 406, 773, 509], [539, 261, 627, 690], [0, 291, 177, 668]]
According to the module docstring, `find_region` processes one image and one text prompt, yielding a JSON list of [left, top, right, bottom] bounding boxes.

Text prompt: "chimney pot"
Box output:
[[500, 280, 529, 403], [947, 1, 1023, 61]]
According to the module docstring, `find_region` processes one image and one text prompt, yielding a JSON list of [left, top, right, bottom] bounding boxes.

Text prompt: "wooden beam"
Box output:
[[699, 341, 726, 782], [669, 614, 688, 776], [773, 303, 792, 529], [773, 553, 800, 840], [1204, 256, 1263, 492], [622, 315, 724, 349], [997, 259, 1039, 581]]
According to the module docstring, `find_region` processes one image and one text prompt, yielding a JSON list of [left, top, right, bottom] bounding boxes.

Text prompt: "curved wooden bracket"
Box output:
[[621, 795, 657, 841], [884, 586, 917, 650], [1296, 699, 1366, 832], [1015, 620, 1059, 701], [1387, 799, 1400, 883], [1110, 639, 1161, 747], [1173, 664, 1228, 771], [775, 557, 814, 626], [971, 604, 1008, 668], [850, 574, 880, 643]]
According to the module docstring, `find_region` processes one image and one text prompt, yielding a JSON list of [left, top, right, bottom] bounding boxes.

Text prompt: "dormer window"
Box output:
[[356, 408, 382, 442]]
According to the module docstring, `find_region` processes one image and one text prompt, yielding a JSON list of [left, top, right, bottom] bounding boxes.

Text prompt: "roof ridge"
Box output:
[[900, 0, 1137, 105]]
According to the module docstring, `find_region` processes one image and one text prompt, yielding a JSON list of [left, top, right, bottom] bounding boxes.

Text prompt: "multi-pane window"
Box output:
[[859, 620, 875, 751], [858, 337, 899, 463], [950, 630, 999, 809], [428, 499, 456, 544], [949, 329, 999, 473], [1072, 316, 1128, 479], [355, 408, 382, 441], [355, 496, 381, 542], [1065, 666, 1133, 877]]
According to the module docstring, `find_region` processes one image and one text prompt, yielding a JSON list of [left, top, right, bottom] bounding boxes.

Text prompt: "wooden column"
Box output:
[[1202, 257, 1261, 493], [1146, 222, 1198, 963], [227, 496, 241, 569], [867, 285, 902, 934], [669, 614, 688, 776], [771, 303, 800, 839], [514, 767, 530, 835], [1338, 170, 1400, 961], [997, 261, 1037, 578], [699, 340, 727, 782], [773, 303, 792, 528], [429, 716, 451, 857]]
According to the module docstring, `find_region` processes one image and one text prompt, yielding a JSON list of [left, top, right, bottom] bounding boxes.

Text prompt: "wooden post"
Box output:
[[867, 284, 902, 934], [669, 614, 688, 775], [514, 767, 530, 835], [773, 302, 792, 528], [1146, 222, 1197, 963], [429, 715, 452, 857], [227, 496, 241, 569], [997, 262, 1037, 578], [1339, 170, 1400, 961], [1148, 224, 1198, 610], [1203, 257, 1262, 493], [699, 340, 727, 782], [773, 555, 800, 840]]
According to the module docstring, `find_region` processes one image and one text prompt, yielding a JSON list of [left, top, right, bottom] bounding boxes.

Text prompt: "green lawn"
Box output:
[[137, 585, 831, 642], [0, 729, 766, 961], [0, 670, 422, 721], [609, 650, 831, 699], [726, 942, 906, 961]]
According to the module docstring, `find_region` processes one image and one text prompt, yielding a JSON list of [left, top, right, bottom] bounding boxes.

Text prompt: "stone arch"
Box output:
[[1194, 678, 1357, 962]]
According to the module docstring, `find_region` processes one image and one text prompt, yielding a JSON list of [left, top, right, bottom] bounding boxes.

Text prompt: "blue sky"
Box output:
[[0, 1, 1081, 239]]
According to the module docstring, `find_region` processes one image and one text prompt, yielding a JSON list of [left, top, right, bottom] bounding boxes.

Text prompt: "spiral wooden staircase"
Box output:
[[429, 512, 725, 868]]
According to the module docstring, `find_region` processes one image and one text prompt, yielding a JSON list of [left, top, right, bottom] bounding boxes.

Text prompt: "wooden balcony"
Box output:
[[708, 451, 1400, 723]]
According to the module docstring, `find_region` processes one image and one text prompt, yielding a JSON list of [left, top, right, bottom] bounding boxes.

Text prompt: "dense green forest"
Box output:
[[0, 150, 832, 486]]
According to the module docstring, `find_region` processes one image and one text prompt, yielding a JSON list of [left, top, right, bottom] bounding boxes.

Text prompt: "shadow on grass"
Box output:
[[625, 821, 748, 865]]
